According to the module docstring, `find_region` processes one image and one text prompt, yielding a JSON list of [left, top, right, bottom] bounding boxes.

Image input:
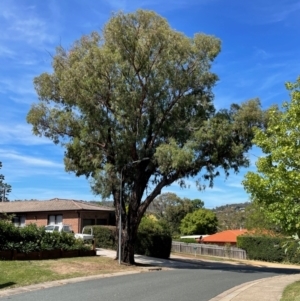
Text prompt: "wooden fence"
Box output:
[[172, 242, 247, 260]]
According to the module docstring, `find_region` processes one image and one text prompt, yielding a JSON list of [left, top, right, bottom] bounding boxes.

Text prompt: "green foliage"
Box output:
[[244, 201, 282, 233], [27, 9, 267, 263], [84, 226, 117, 250], [180, 208, 218, 235], [0, 162, 11, 202], [135, 216, 172, 259], [176, 238, 198, 243], [87, 220, 172, 259], [243, 77, 300, 235], [237, 235, 300, 263], [0, 220, 87, 252], [150, 193, 205, 235]]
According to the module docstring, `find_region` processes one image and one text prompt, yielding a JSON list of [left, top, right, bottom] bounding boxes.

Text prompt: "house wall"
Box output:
[[24, 211, 114, 233], [79, 211, 113, 232], [25, 211, 79, 232], [1, 210, 114, 233]]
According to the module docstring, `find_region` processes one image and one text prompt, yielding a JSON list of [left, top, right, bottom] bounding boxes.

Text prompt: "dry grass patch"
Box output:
[[49, 257, 138, 275]]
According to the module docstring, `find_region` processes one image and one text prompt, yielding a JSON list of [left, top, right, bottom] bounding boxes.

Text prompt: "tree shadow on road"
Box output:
[[165, 257, 300, 275]]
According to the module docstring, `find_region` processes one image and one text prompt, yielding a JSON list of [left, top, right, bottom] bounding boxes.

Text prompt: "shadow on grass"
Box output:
[[0, 282, 16, 289]]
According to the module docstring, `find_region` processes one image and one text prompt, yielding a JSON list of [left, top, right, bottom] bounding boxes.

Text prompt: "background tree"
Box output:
[[0, 162, 11, 202], [180, 208, 218, 235], [243, 77, 300, 235], [148, 193, 204, 235], [244, 201, 282, 233], [27, 10, 266, 264]]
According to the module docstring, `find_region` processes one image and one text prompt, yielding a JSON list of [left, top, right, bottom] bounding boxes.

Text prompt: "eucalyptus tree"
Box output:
[[27, 10, 265, 264]]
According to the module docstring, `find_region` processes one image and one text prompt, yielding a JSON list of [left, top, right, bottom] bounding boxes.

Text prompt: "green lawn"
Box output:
[[0, 257, 139, 290], [281, 281, 300, 301]]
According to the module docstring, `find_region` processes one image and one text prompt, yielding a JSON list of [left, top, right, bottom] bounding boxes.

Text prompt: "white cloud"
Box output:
[[0, 45, 16, 58], [0, 149, 63, 168], [0, 123, 52, 146], [0, 1, 56, 46], [0, 77, 36, 96]]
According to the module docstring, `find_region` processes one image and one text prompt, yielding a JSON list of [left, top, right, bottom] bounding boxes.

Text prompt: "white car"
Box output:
[[74, 226, 94, 241], [44, 224, 73, 233]]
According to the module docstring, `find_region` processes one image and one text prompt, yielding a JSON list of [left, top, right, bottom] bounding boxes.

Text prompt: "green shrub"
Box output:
[[0, 221, 88, 253], [135, 217, 172, 259], [176, 238, 198, 244], [237, 235, 286, 262], [86, 218, 172, 259], [84, 226, 117, 250]]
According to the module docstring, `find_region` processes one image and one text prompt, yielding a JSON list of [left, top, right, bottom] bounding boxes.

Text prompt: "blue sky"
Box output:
[[1, 0, 299, 208]]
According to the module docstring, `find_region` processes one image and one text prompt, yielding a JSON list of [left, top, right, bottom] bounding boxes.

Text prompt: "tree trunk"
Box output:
[[121, 210, 139, 265]]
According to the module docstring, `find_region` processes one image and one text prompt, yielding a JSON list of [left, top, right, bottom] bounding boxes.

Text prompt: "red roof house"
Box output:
[[201, 229, 248, 246]]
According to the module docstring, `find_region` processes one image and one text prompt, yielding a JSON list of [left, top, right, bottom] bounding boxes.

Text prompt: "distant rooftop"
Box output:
[[0, 198, 115, 213], [202, 229, 248, 244]]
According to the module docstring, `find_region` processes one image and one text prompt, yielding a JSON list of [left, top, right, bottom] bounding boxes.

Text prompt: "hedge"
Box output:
[[83, 226, 117, 250], [237, 235, 300, 263], [136, 217, 172, 259], [0, 220, 89, 253], [86, 217, 172, 259]]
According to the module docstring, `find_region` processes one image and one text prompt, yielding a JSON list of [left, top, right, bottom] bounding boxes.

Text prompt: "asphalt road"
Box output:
[[1, 262, 299, 301]]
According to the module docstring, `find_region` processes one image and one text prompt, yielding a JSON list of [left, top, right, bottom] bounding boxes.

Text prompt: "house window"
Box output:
[[82, 219, 95, 228], [12, 216, 26, 227], [48, 215, 63, 225]]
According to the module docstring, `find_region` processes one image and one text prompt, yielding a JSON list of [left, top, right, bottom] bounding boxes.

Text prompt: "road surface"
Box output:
[[1, 260, 299, 301]]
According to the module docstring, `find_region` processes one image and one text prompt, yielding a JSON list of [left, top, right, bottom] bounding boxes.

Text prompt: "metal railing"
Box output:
[[172, 241, 247, 260]]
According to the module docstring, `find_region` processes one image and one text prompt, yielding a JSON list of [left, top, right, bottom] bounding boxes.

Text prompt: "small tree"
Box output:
[[0, 162, 11, 202], [180, 208, 218, 235], [243, 77, 300, 235]]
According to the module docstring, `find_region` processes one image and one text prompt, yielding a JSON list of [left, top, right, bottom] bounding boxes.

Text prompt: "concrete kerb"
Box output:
[[208, 274, 300, 301], [0, 270, 147, 298]]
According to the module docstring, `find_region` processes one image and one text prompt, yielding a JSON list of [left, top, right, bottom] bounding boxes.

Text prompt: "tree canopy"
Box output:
[[243, 77, 300, 235], [149, 193, 205, 235], [0, 162, 11, 202], [27, 10, 266, 264], [180, 208, 218, 235]]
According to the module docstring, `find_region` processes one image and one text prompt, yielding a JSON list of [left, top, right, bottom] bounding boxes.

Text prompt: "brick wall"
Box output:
[[25, 211, 79, 232], [1, 210, 115, 233], [22, 210, 113, 233]]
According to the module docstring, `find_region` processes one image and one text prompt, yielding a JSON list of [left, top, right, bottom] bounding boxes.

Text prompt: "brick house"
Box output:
[[201, 229, 248, 246], [0, 198, 115, 233]]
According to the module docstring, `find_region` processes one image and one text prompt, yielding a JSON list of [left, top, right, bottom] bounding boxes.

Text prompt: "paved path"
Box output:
[[0, 249, 299, 300]]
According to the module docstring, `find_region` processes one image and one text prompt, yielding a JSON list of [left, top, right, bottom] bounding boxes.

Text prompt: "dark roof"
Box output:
[[0, 198, 115, 213]]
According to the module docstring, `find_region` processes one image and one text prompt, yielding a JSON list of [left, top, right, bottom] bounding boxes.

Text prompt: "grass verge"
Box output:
[[0, 256, 140, 290], [281, 281, 300, 301]]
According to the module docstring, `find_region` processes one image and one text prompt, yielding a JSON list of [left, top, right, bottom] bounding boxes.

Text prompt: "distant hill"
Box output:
[[88, 200, 114, 207], [212, 202, 250, 231]]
